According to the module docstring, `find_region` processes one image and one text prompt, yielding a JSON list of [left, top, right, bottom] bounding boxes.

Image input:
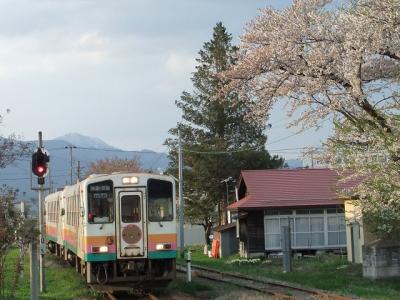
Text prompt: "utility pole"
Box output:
[[225, 180, 229, 224], [77, 160, 81, 181], [311, 151, 314, 168], [178, 129, 185, 258], [221, 177, 234, 225], [65, 145, 76, 185], [37, 132, 46, 293]]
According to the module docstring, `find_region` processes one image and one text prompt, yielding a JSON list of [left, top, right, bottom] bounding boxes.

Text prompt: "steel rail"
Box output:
[[177, 264, 356, 300], [105, 291, 118, 300], [90, 284, 159, 300]]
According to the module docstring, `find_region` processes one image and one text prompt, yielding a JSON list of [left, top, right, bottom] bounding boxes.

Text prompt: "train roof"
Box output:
[[81, 172, 175, 184], [46, 172, 175, 200]]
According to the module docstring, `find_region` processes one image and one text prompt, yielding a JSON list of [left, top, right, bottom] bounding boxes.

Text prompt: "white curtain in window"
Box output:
[[265, 219, 280, 233]]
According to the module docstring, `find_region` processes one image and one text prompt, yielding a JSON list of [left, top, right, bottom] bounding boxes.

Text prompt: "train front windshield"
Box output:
[[87, 180, 114, 223], [148, 179, 173, 222]]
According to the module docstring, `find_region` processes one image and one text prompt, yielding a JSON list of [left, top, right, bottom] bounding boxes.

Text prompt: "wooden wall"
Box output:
[[239, 210, 264, 256]]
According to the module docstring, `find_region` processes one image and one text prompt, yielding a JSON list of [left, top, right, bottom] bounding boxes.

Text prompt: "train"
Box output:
[[44, 172, 177, 285]]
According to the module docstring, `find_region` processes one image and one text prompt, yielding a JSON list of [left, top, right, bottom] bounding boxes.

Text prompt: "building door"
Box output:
[[116, 189, 147, 258]]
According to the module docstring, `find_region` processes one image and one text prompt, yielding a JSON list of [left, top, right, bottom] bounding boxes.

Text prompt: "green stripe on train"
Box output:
[[63, 240, 77, 254], [46, 234, 57, 243], [148, 250, 177, 259], [84, 253, 116, 262]]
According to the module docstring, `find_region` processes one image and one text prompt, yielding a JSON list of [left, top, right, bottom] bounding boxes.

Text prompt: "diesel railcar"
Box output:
[[45, 173, 177, 285]]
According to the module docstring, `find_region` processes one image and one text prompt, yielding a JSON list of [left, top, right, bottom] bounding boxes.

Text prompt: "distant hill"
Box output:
[[1, 133, 304, 209], [285, 159, 303, 168], [55, 133, 119, 150], [0, 133, 169, 205]]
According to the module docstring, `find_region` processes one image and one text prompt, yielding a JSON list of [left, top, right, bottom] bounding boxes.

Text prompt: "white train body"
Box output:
[[45, 173, 177, 284]]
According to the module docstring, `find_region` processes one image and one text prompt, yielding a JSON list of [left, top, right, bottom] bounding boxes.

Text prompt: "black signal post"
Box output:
[[32, 147, 50, 184], [31, 132, 50, 295]]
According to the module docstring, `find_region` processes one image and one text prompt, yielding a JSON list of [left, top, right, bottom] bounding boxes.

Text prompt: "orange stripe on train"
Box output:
[[148, 234, 177, 243]]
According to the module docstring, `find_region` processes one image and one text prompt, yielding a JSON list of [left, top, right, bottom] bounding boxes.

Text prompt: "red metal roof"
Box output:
[[228, 168, 349, 210]]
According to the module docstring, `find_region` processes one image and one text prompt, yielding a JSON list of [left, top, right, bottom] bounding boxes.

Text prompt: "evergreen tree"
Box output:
[[165, 23, 283, 244]]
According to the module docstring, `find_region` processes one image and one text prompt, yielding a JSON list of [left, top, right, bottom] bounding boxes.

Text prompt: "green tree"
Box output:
[[165, 23, 283, 245]]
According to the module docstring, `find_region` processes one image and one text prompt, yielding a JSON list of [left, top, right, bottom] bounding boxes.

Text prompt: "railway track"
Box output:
[[90, 284, 159, 300], [177, 264, 356, 300]]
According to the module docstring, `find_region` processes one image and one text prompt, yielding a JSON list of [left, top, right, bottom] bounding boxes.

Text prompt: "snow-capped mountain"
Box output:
[[54, 133, 118, 150], [0, 134, 169, 207]]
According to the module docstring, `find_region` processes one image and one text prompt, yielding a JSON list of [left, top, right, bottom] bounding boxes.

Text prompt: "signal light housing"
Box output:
[[32, 147, 50, 178]]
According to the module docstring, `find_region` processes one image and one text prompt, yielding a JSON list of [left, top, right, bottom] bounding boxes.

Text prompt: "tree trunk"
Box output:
[[204, 221, 213, 246]]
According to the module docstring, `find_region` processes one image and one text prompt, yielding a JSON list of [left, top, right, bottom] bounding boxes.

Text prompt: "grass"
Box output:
[[2, 248, 95, 300], [2, 248, 216, 300], [178, 245, 400, 300], [166, 277, 214, 296]]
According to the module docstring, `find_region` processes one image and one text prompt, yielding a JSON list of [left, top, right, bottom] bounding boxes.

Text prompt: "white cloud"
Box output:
[[164, 53, 196, 76], [0, 31, 108, 78], [77, 32, 107, 50]]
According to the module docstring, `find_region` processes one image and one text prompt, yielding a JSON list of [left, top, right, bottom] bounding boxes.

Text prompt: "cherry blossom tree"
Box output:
[[225, 0, 400, 238], [0, 110, 30, 168], [84, 156, 142, 178], [0, 111, 35, 294]]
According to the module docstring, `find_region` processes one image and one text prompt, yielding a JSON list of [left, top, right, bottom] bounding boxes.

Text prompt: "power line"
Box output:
[[48, 146, 163, 154], [182, 147, 262, 155], [3, 120, 327, 162], [267, 119, 328, 146], [0, 174, 69, 181]]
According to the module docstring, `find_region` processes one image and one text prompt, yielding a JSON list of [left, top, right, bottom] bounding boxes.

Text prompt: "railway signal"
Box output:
[[31, 147, 50, 183], [30, 131, 49, 296]]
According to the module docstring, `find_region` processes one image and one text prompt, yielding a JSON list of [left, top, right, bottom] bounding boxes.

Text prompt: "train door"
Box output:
[[57, 194, 63, 243], [77, 187, 84, 259], [115, 188, 147, 259]]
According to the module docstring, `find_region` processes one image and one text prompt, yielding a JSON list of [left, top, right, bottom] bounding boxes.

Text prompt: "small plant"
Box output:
[[167, 278, 212, 295], [226, 258, 262, 265]]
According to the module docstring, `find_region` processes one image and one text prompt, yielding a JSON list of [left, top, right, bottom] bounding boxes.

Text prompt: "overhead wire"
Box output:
[[1, 119, 328, 180], [0, 174, 70, 181]]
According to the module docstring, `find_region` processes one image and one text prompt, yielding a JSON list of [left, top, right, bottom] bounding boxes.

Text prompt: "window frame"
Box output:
[[87, 180, 114, 224], [264, 208, 346, 250], [120, 194, 142, 223], [147, 179, 174, 222]]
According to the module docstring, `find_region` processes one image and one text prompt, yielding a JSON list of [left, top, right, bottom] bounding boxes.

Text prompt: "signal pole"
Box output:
[[38, 132, 46, 292], [30, 240, 38, 300], [178, 129, 185, 258], [31, 132, 50, 298]]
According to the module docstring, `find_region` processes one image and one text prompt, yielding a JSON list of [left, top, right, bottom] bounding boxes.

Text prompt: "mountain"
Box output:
[[1, 133, 304, 209], [285, 159, 303, 168], [55, 133, 118, 150], [0, 133, 169, 206]]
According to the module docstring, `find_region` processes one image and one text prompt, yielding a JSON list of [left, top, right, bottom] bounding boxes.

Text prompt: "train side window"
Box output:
[[148, 179, 173, 222]]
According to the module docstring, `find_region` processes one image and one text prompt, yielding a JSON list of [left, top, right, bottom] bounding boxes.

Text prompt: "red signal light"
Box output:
[[36, 165, 46, 176], [32, 148, 49, 178]]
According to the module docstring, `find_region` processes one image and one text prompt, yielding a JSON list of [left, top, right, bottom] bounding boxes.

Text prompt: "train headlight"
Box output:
[[122, 176, 139, 184], [99, 246, 108, 253], [92, 246, 108, 253], [155, 243, 172, 251]]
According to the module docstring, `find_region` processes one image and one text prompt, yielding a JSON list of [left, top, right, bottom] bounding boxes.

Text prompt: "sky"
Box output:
[[0, 0, 331, 159]]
